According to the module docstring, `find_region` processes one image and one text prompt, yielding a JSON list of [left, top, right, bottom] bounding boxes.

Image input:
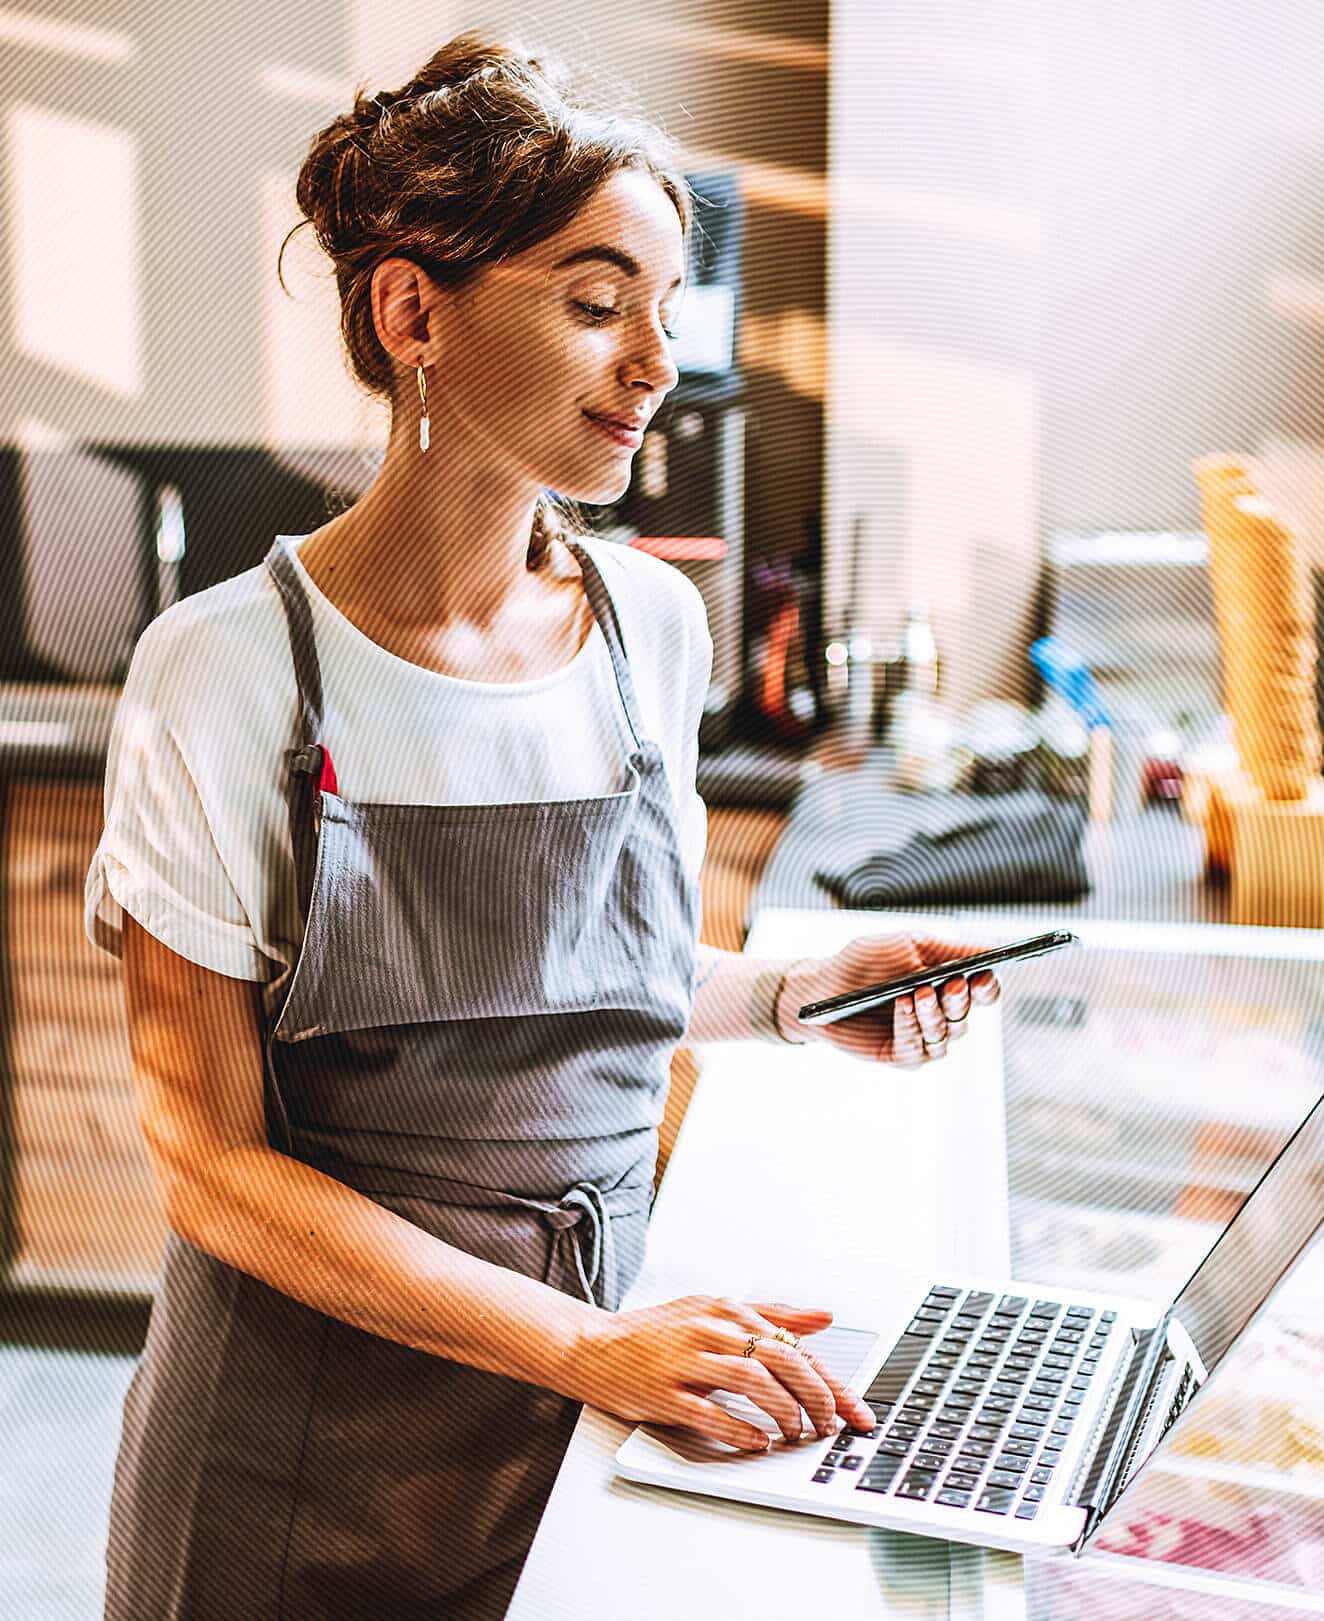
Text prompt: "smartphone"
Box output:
[[796, 929, 1081, 1027]]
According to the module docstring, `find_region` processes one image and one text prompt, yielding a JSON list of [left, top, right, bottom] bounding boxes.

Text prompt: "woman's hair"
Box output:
[[279, 31, 693, 570]]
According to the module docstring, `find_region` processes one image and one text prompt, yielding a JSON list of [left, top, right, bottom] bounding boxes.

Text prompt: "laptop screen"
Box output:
[[1169, 1089, 1324, 1376]]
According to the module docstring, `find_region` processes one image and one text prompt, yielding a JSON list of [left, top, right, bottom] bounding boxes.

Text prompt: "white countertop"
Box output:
[[508, 907, 1026, 1620]]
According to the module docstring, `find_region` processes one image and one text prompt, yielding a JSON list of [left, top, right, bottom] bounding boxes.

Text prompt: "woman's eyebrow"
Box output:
[[552, 243, 684, 290]]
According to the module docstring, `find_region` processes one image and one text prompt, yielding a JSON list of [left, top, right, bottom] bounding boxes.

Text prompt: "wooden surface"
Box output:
[[6, 781, 166, 1293], [3, 780, 787, 1291], [654, 805, 788, 1190]]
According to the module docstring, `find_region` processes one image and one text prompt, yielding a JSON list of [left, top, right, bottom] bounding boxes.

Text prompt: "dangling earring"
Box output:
[[416, 361, 430, 452]]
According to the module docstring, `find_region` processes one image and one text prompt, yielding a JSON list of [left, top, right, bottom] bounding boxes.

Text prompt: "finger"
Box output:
[[970, 970, 1001, 1005], [745, 1339, 838, 1437], [747, 1302, 835, 1326], [700, 1355, 812, 1441], [795, 1346, 879, 1432], [670, 1389, 772, 1453], [937, 974, 971, 1024], [913, 982, 949, 1049], [912, 936, 998, 968], [891, 994, 926, 1069]]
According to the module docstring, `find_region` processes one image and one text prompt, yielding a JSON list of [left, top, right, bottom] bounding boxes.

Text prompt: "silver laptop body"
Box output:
[[614, 1090, 1323, 1554]]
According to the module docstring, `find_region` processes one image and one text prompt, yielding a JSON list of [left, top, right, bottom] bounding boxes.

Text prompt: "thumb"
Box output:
[[913, 935, 996, 968], [750, 1301, 834, 1324]]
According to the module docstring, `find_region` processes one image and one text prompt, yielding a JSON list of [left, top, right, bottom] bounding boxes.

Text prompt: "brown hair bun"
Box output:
[[279, 31, 692, 569]]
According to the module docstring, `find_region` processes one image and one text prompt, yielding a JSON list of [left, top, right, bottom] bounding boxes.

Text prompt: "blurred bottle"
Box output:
[[893, 601, 956, 790], [901, 599, 939, 694]]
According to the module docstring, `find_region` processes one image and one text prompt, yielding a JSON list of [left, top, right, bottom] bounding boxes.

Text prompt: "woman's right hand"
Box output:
[[565, 1294, 878, 1451]]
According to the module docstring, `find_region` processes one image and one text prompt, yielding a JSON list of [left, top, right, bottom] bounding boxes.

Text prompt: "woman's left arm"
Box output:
[[683, 935, 1001, 1062]]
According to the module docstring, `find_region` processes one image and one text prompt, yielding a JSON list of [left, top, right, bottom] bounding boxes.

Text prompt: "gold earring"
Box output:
[[416, 362, 430, 452]]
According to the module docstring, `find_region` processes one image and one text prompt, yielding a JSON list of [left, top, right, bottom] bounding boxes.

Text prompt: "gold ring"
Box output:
[[922, 1035, 948, 1052], [742, 1334, 765, 1357], [771, 1327, 801, 1349]]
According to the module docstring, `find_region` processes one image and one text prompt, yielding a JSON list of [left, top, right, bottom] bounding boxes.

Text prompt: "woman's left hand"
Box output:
[[776, 933, 1001, 1067]]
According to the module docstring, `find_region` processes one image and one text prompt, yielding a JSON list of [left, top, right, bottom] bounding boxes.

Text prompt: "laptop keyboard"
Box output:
[[811, 1285, 1116, 1522]]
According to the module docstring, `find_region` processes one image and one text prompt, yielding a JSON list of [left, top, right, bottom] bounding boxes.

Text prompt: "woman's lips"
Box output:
[[583, 411, 643, 448]]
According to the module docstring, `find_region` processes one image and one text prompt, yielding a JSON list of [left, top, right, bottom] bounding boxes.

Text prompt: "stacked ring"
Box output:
[[743, 1327, 803, 1356]]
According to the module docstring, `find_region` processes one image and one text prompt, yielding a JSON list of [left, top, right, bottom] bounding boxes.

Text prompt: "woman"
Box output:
[[85, 33, 999, 1620]]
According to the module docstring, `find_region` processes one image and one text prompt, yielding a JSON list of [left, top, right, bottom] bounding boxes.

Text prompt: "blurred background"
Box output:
[[3, 2, 1324, 1615]]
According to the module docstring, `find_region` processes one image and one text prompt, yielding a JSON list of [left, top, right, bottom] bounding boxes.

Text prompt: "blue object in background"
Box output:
[[1030, 637, 1112, 730]]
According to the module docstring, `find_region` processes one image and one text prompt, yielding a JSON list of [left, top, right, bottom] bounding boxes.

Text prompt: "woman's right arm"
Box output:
[[121, 912, 874, 1448]]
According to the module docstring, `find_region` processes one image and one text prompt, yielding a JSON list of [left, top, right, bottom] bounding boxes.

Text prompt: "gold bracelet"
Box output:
[[751, 960, 810, 1045]]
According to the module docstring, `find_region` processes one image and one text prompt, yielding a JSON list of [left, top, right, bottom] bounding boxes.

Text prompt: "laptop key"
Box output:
[[969, 1424, 1003, 1443], [1030, 1301, 1061, 1317], [858, 1456, 904, 1494], [1011, 1422, 1044, 1441], [976, 1487, 1015, 1515], [929, 1420, 963, 1440], [964, 1292, 996, 1312], [1023, 1484, 1045, 1501], [987, 1470, 1022, 1489], [930, 1285, 962, 1298], [1000, 1439, 1035, 1457], [936, 1488, 971, 1508], [877, 1441, 911, 1458], [866, 1334, 933, 1406], [1014, 1501, 1040, 1520], [1031, 1466, 1055, 1484], [813, 1467, 834, 1483], [1100, 1310, 1117, 1323], [1000, 1296, 1028, 1312], [898, 1471, 937, 1499], [841, 1455, 864, 1470]]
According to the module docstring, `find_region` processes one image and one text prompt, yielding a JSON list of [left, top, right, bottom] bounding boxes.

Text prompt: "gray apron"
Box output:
[[104, 535, 701, 1620]]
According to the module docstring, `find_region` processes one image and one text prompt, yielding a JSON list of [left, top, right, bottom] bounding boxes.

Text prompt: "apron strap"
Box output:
[[263, 537, 333, 928], [304, 1160, 651, 1310], [264, 537, 326, 747], [567, 541, 649, 757]]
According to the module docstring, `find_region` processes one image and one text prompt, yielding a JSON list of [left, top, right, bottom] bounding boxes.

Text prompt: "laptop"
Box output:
[[613, 1089, 1323, 1554]]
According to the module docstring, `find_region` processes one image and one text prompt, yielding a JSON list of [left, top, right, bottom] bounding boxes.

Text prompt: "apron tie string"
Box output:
[[542, 1181, 615, 1310]]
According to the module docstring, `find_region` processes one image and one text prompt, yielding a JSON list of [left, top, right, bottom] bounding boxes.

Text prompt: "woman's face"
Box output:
[[432, 167, 686, 502]]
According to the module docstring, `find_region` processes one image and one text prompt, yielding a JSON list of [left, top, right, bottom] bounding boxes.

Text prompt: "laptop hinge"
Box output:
[[1072, 1308, 1173, 1549]]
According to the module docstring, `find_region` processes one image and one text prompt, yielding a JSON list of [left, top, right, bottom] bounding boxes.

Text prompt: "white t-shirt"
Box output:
[[84, 532, 713, 1005]]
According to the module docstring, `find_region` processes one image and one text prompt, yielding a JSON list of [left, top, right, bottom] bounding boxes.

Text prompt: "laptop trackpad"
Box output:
[[638, 1324, 880, 1465]]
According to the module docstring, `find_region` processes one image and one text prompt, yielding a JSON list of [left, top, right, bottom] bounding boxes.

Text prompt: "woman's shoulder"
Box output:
[[120, 560, 298, 748], [132, 558, 286, 675], [574, 533, 710, 643]]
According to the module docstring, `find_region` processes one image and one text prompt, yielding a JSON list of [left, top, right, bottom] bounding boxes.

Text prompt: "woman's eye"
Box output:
[[576, 301, 679, 342]]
